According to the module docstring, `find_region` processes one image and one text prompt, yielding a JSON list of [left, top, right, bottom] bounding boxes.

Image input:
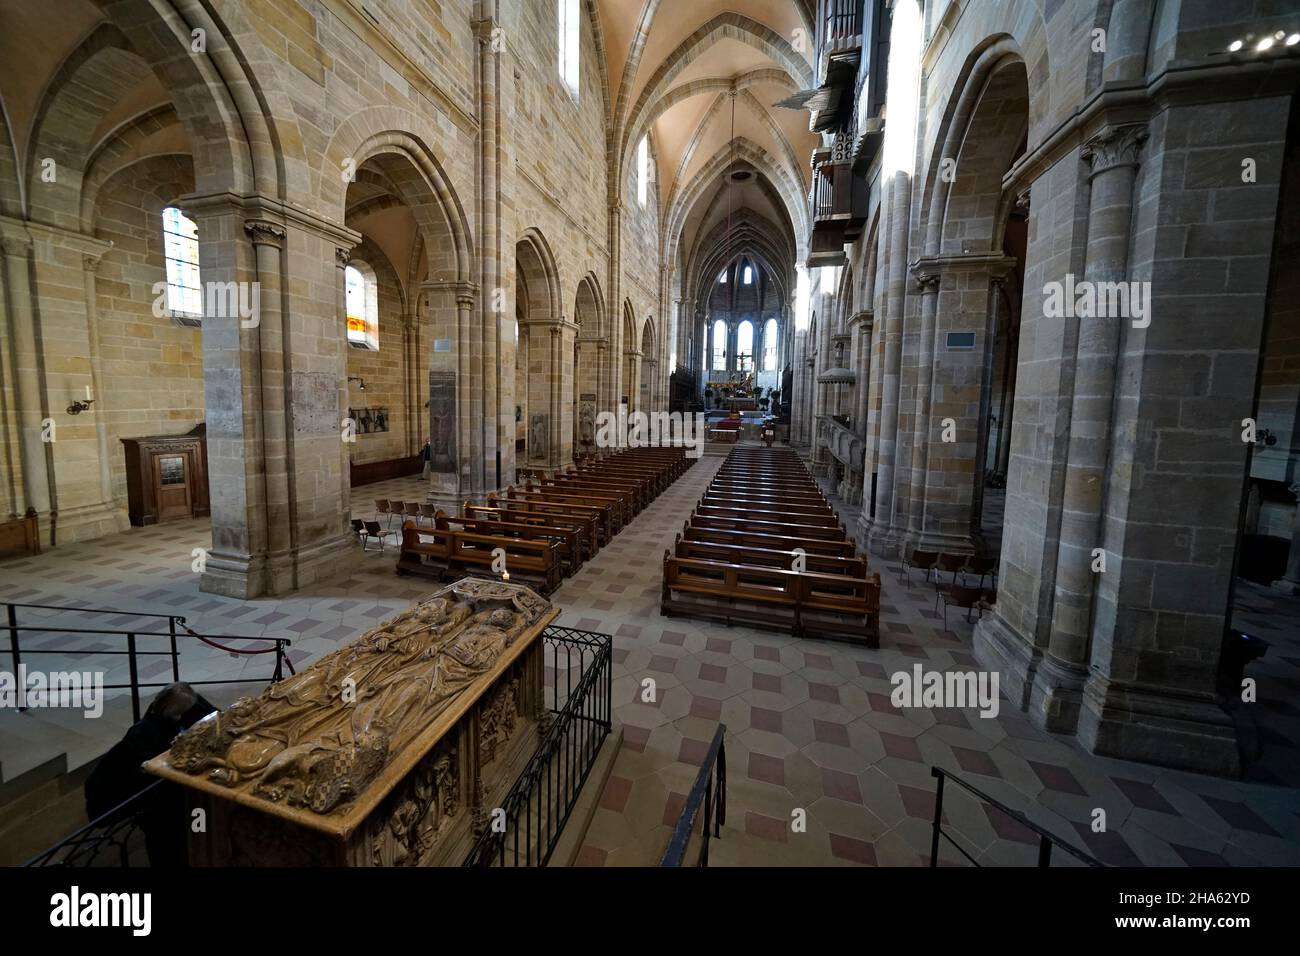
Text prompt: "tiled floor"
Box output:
[[2, 460, 1298, 867]]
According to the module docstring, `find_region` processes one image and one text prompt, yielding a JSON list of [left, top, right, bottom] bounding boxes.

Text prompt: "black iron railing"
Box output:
[[3, 601, 292, 722], [660, 723, 726, 867], [464, 625, 613, 866], [929, 766, 1103, 867], [24, 780, 165, 867]]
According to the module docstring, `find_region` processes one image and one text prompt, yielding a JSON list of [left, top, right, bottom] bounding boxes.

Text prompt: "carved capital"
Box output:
[[335, 247, 352, 268], [1015, 189, 1031, 214], [82, 253, 105, 274], [1081, 124, 1148, 178], [1, 235, 32, 258], [245, 220, 286, 247], [911, 269, 940, 292]]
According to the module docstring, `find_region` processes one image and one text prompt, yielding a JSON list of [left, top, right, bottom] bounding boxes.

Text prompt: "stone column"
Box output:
[[80, 252, 120, 525], [1040, 124, 1147, 731], [1, 235, 50, 529], [903, 269, 940, 548], [335, 247, 353, 520], [868, 173, 911, 556], [245, 220, 295, 583], [1273, 484, 1300, 595]]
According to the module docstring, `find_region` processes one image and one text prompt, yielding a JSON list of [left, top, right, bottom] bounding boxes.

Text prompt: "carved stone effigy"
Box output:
[[145, 577, 556, 866]]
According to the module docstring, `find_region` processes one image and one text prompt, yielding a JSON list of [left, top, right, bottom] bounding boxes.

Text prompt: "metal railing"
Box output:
[[929, 766, 1103, 867], [3, 601, 292, 722], [660, 723, 726, 867], [464, 625, 613, 866], [24, 780, 165, 867]]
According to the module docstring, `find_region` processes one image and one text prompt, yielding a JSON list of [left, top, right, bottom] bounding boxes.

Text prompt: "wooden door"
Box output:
[[153, 452, 192, 521]]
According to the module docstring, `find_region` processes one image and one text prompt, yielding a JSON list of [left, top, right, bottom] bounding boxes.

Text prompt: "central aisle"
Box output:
[[550, 451, 1300, 867]]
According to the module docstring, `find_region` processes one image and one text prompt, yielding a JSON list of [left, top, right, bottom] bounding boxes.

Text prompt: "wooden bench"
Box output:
[[464, 502, 598, 561], [694, 504, 841, 528], [700, 495, 835, 518], [521, 477, 630, 526], [688, 513, 849, 542], [674, 535, 867, 577], [502, 488, 615, 542], [395, 521, 561, 594], [683, 523, 859, 558], [661, 554, 880, 647], [434, 511, 582, 574]]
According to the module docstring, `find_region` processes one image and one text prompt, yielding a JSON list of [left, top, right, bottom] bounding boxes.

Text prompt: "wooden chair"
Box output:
[[375, 499, 395, 529], [935, 553, 969, 588], [935, 585, 987, 631], [964, 555, 998, 590], [901, 549, 939, 587], [419, 503, 438, 527], [350, 518, 366, 542], [404, 502, 422, 524]]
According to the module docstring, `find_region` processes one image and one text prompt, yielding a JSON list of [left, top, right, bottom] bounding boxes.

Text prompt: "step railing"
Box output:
[[929, 766, 1103, 867], [463, 625, 612, 866], [660, 723, 726, 867], [2, 601, 292, 722], [23, 780, 165, 867]]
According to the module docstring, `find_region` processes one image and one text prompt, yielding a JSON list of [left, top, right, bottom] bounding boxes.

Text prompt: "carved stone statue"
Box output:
[[579, 402, 596, 447], [164, 581, 546, 815]]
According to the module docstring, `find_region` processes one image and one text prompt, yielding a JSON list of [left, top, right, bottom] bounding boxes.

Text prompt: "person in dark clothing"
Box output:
[[421, 436, 433, 478], [83, 682, 216, 866]]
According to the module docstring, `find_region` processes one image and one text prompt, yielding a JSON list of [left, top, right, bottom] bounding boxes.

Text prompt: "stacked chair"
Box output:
[[394, 447, 693, 595], [661, 446, 882, 647]]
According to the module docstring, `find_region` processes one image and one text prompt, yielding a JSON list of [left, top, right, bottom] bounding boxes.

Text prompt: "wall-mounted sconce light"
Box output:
[[348, 377, 367, 391], [67, 399, 95, 415]]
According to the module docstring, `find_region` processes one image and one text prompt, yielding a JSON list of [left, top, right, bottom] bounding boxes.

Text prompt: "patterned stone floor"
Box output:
[[1, 460, 1297, 867]]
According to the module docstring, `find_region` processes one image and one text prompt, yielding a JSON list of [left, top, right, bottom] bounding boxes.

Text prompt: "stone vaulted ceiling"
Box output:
[[595, 0, 818, 287]]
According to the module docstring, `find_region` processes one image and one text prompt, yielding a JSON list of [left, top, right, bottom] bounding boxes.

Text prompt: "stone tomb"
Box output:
[[145, 578, 557, 866]]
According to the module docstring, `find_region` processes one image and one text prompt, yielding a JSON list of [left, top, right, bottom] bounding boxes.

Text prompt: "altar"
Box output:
[[144, 577, 558, 866]]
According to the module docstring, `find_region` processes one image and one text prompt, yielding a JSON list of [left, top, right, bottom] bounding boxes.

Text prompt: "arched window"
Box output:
[[558, 0, 580, 98], [711, 319, 727, 371], [345, 262, 379, 350], [743, 265, 753, 285], [161, 206, 202, 323], [763, 319, 779, 371], [637, 136, 649, 207], [718, 269, 727, 284], [737, 321, 753, 373]]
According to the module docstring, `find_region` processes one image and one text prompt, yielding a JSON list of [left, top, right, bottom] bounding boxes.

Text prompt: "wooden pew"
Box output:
[[521, 477, 629, 526], [673, 534, 867, 577], [694, 504, 841, 527], [701, 495, 834, 518], [395, 520, 561, 594], [465, 502, 598, 561], [682, 523, 859, 558], [502, 487, 615, 542], [689, 513, 850, 542], [661, 553, 880, 647], [433, 510, 582, 574]]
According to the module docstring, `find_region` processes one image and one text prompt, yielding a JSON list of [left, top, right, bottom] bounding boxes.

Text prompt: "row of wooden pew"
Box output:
[[395, 447, 693, 594], [660, 446, 883, 647]]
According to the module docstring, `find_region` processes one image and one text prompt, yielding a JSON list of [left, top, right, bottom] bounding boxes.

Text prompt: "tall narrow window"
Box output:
[[558, 0, 580, 98], [345, 262, 379, 350], [763, 318, 778, 371], [637, 136, 649, 207], [161, 206, 202, 322], [737, 321, 753, 373], [743, 265, 753, 285], [718, 269, 727, 284], [712, 319, 727, 371]]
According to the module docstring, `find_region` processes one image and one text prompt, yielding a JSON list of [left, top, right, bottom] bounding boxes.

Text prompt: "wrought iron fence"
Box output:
[[464, 625, 613, 866], [24, 781, 163, 867]]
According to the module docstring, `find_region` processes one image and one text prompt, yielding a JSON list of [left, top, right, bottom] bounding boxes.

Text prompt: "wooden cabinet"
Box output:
[[121, 425, 209, 526]]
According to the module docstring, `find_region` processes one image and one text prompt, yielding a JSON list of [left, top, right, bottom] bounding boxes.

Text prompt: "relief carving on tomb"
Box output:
[[161, 579, 548, 816], [366, 741, 460, 867], [479, 677, 520, 765]]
